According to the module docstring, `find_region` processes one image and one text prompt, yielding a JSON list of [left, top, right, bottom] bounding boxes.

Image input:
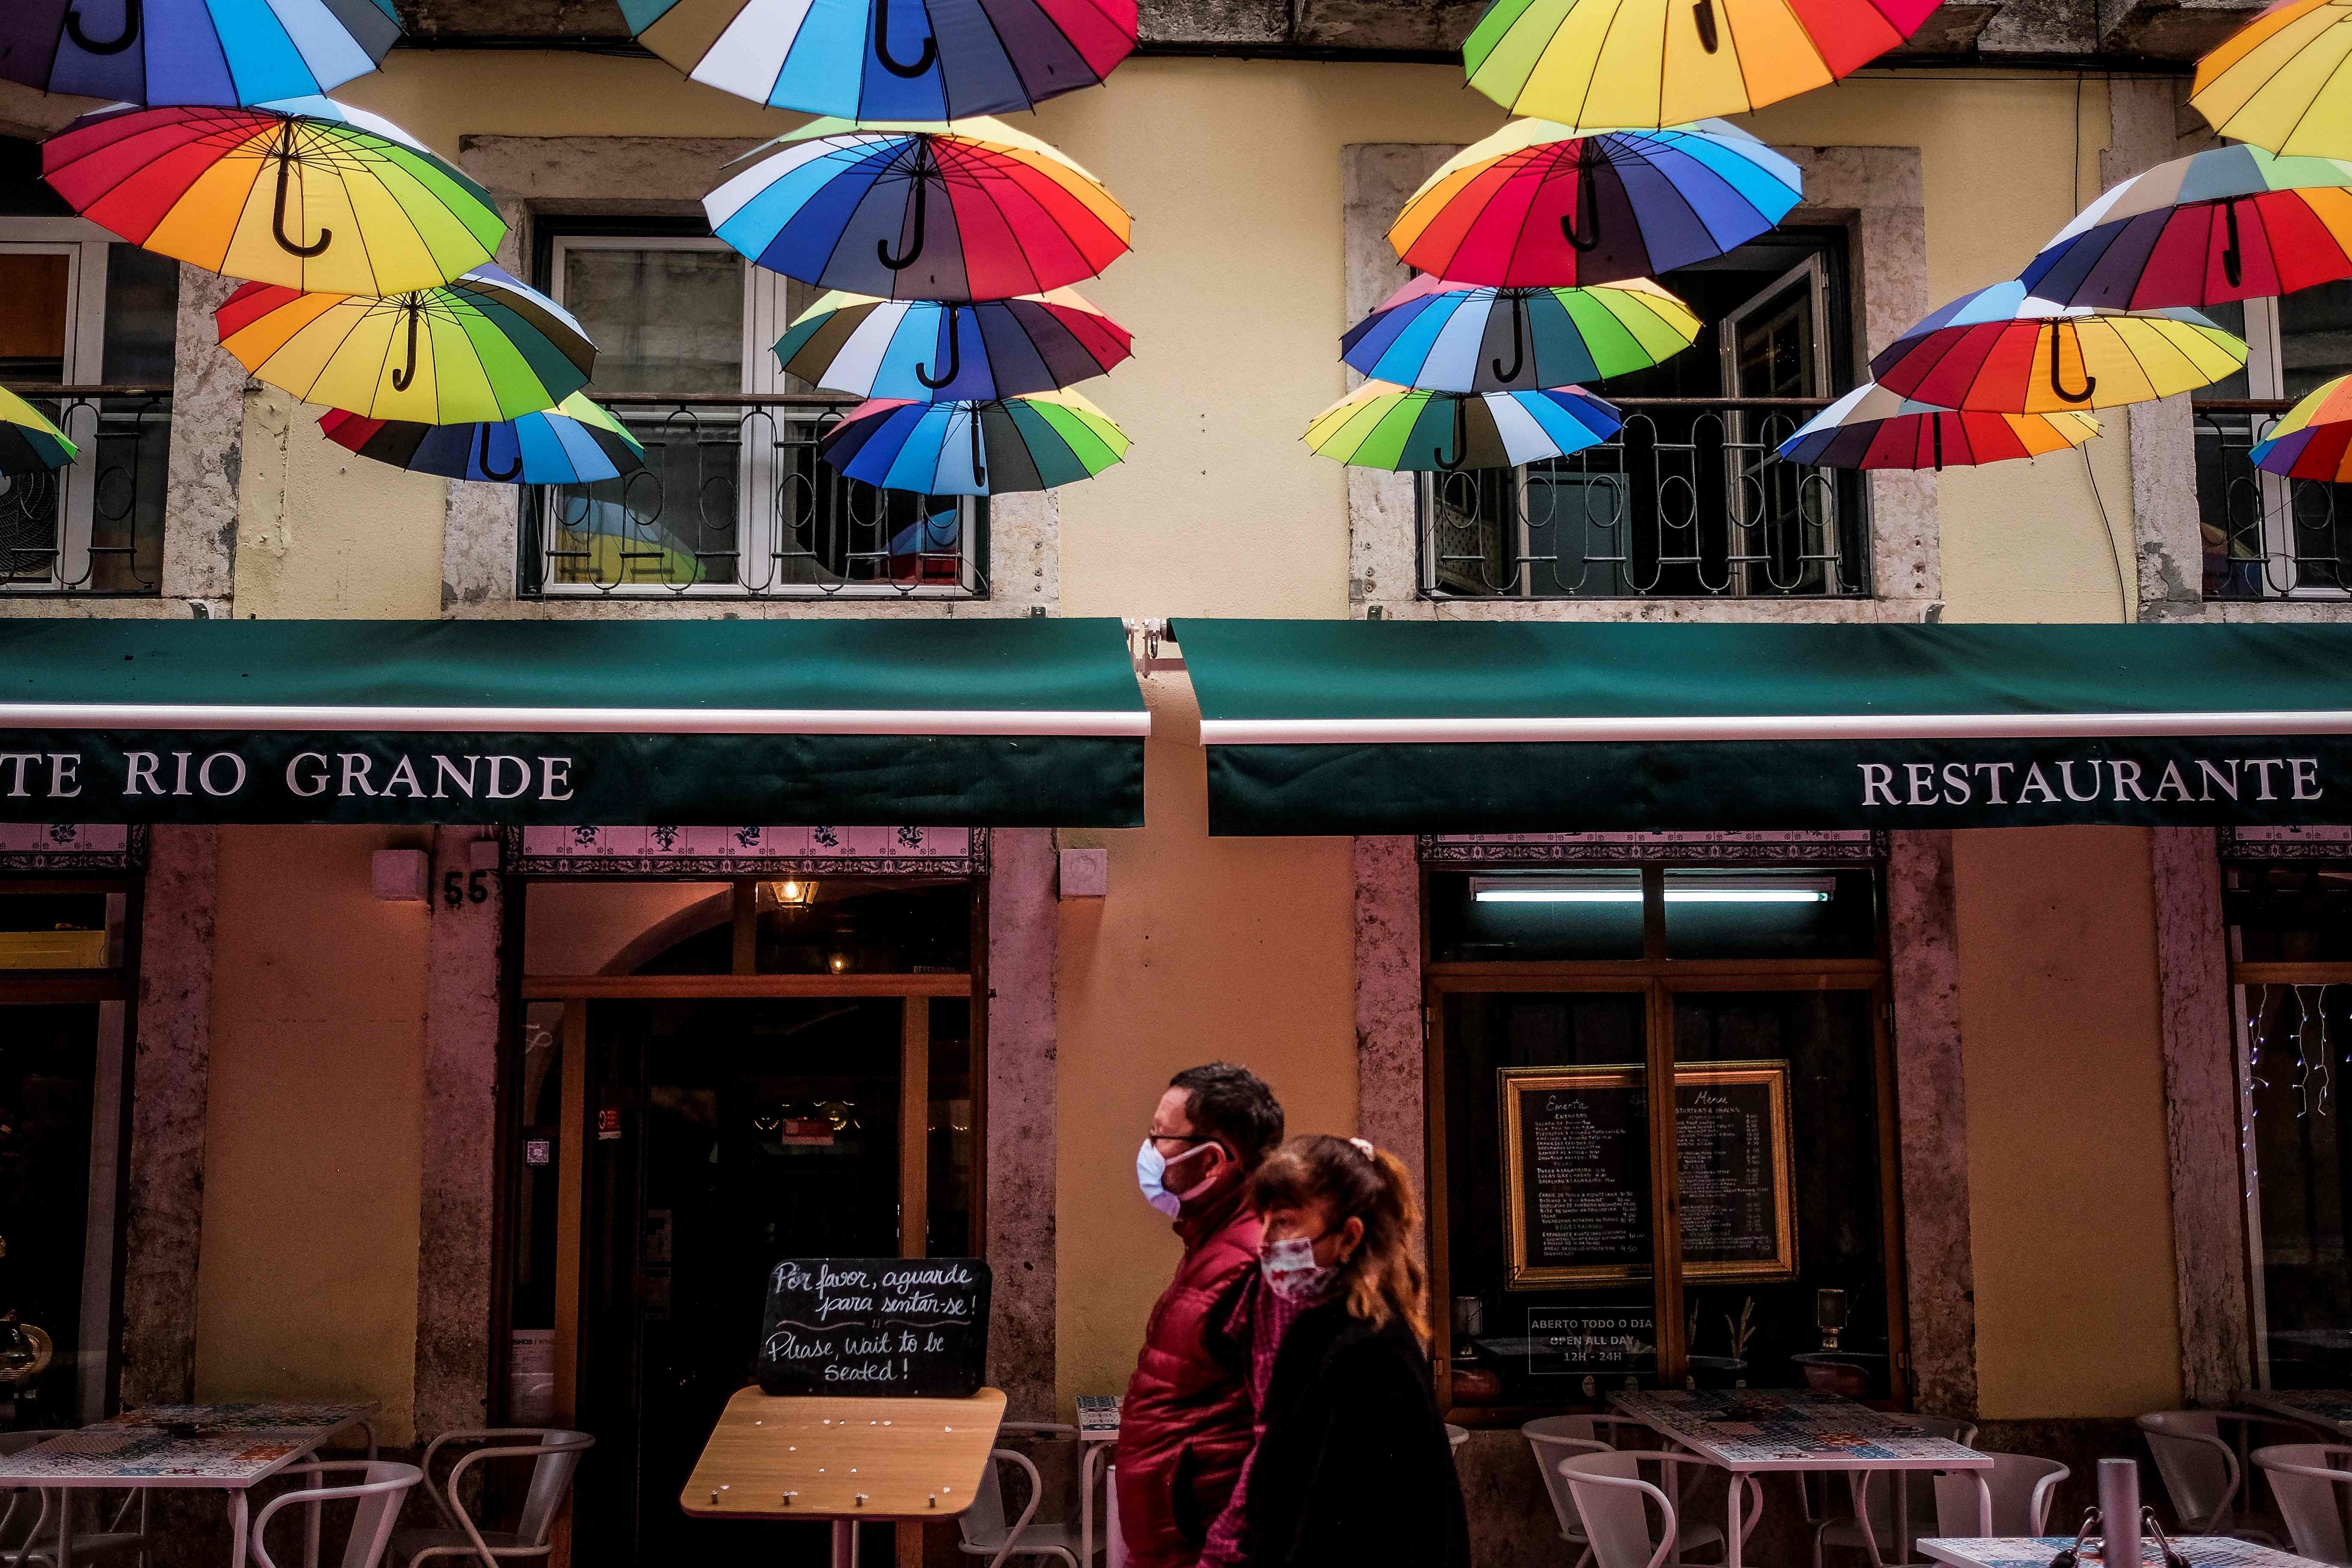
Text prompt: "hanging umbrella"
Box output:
[[319, 393, 644, 484], [43, 97, 503, 296], [217, 265, 595, 425], [1302, 383, 1621, 471], [1776, 383, 2100, 471], [819, 389, 1129, 494], [1462, 0, 1938, 128], [2250, 372, 2352, 477], [617, 0, 1134, 119], [2021, 145, 2352, 309], [1388, 120, 1802, 289], [0, 0, 401, 106], [704, 118, 1130, 302], [775, 288, 1132, 401], [0, 387, 77, 474], [1868, 283, 2247, 413], [1342, 274, 1698, 393], [2193, 0, 2352, 158]]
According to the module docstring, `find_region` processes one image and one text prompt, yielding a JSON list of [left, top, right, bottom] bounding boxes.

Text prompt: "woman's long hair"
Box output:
[[1250, 1134, 1430, 1347]]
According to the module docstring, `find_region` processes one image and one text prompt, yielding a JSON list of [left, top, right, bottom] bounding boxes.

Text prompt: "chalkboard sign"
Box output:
[[1675, 1066, 1796, 1279], [756, 1258, 992, 1397]]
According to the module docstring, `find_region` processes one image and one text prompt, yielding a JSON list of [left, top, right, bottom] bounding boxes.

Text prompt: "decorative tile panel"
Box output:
[[502, 826, 987, 878], [1419, 831, 1886, 866], [2219, 825, 2352, 860], [0, 823, 145, 873]]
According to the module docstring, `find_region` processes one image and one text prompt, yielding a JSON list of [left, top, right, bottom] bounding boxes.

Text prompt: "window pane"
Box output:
[[1663, 868, 1879, 960], [2227, 862, 2352, 964], [0, 252, 69, 380], [561, 247, 742, 393], [0, 890, 115, 968], [2242, 980, 2352, 1387], [0, 1004, 103, 1427], [101, 244, 179, 386], [753, 879, 972, 974], [928, 997, 975, 1255], [2280, 282, 2352, 399], [1429, 870, 1645, 962]]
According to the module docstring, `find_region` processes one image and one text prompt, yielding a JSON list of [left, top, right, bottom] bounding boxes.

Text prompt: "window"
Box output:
[[2195, 285, 2352, 600], [1427, 863, 1901, 1414], [1418, 229, 1869, 601], [520, 224, 983, 599]]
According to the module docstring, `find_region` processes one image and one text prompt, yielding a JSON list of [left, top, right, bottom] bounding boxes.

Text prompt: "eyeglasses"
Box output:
[[1146, 1128, 1215, 1147]]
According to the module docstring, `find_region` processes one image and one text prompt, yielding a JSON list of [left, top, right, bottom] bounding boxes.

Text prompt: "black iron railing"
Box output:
[[0, 385, 171, 595], [2194, 398, 2352, 600]]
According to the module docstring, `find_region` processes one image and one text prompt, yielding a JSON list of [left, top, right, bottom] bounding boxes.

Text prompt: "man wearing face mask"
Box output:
[[1117, 1063, 1286, 1568]]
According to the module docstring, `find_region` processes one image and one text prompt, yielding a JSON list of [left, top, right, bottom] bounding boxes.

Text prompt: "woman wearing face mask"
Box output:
[[1227, 1134, 1468, 1568]]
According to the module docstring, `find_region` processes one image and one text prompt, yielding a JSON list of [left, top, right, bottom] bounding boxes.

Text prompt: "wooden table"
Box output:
[[0, 1400, 380, 1568], [1612, 1388, 1993, 1568], [1920, 1537, 2329, 1568], [2234, 1387, 2352, 1439]]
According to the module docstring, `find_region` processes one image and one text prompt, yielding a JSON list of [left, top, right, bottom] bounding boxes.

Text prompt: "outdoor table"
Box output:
[[1611, 1388, 1993, 1568], [1919, 1536, 2330, 1568], [0, 1399, 380, 1568], [1076, 1394, 1122, 1568], [2233, 1387, 2352, 1438]]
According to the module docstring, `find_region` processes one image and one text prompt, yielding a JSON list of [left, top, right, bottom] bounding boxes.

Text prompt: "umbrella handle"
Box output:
[[391, 303, 422, 394], [1433, 396, 1470, 472], [1931, 411, 1943, 474], [917, 305, 962, 389], [970, 404, 987, 488], [2222, 196, 2243, 289], [879, 152, 930, 271], [1692, 0, 1719, 53], [478, 424, 522, 481], [2046, 319, 2096, 405], [65, 0, 140, 54], [1561, 142, 1603, 253], [272, 137, 333, 259], [1490, 294, 1526, 384], [874, 0, 938, 78]]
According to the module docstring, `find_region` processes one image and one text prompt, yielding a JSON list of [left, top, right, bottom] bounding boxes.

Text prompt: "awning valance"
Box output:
[[1174, 619, 2352, 835], [0, 618, 1147, 826]]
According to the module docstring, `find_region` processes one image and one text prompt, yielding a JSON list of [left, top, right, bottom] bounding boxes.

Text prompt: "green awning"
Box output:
[[0, 618, 1146, 827], [1174, 619, 2352, 835]]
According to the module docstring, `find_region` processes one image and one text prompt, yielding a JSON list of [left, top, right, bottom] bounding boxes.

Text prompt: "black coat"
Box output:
[[1236, 1300, 1472, 1568]]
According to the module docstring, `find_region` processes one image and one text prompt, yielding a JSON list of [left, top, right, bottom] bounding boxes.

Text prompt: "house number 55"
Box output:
[[442, 869, 494, 907]]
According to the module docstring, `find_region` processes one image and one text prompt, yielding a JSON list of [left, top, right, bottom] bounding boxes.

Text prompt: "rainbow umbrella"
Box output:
[[2193, 0, 2352, 158], [1463, 0, 1938, 128], [1388, 120, 1802, 289], [820, 389, 1128, 494], [1869, 283, 2247, 413], [43, 97, 502, 296], [0, 0, 400, 105], [217, 265, 594, 425], [2022, 145, 2352, 309], [1776, 383, 2100, 471], [319, 393, 644, 484], [2251, 372, 2352, 477], [775, 288, 1131, 401], [0, 387, 78, 474], [1303, 383, 1621, 472], [1342, 274, 1698, 393], [618, 0, 1134, 119], [704, 118, 1130, 302]]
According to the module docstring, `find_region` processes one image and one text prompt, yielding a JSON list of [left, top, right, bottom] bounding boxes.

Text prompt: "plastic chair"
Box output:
[[249, 1461, 422, 1568], [1447, 1424, 1470, 1454], [955, 1422, 1098, 1568], [1557, 1449, 1763, 1568], [1813, 1417, 1980, 1568], [2251, 1444, 2352, 1565], [1526, 1417, 1629, 1568], [1931, 1455, 2070, 1537], [1, 1431, 145, 1568], [2140, 1411, 2299, 1540], [390, 1429, 593, 1568]]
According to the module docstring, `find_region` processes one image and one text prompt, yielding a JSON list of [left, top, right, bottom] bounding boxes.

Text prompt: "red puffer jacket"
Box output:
[[1116, 1181, 1264, 1568]]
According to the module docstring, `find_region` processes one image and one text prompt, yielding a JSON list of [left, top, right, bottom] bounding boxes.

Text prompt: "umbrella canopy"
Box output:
[[43, 97, 502, 296], [1868, 283, 2247, 413], [2193, 0, 2352, 158], [705, 118, 1130, 303], [1303, 383, 1621, 471], [617, 0, 1134, 119], [2022, 145, 2352, 309], [2250, 372, 2352, 478], [319, 393, 645, 485], [1342, 273, 1699, 393], [1776, 383, 2100, 471], [217, 265, 595, 425], [820, 389, 1129, 495], [1388, 120, 1802, 289], [0, 0, 401, 105], [1463, 0, 1938, 128], [775, 288, 1132, 401], [0, 387, 78, 475]]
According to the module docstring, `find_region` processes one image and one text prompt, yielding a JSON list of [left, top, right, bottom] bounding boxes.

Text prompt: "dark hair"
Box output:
[[1250, 1134, 1429, 1346], [1170, 1062, 1284, 1169]]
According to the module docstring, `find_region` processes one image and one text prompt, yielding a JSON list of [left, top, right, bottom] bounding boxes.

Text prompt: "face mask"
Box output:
[[1135, 1137, 1218, 1217], [1259, 1235, 1339, 1303]]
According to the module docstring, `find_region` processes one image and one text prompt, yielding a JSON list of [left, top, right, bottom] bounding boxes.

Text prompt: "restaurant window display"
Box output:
[[1425, 852, 1902, 1416]]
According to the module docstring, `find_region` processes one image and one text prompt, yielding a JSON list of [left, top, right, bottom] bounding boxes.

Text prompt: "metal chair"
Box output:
[[1814, 1417, 1980, 1568], [2139, 1411, 2298, 1541], [1557, 1449, 1762, 1568], [955, 1422, 1098, 1568], [1525, 1416, 1635, 1568], [2251, 1444, 2352, 1566], [390, 1429, 592, 1568], [1446, 1424, 1470, 1455], [1930, 1454, 2070, 1537], [0, 1431, 145, 1568], [248, 1461, 422, 1568]]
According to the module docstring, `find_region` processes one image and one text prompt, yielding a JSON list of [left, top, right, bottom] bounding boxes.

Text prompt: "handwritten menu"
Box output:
[[1518, 1081, 1651, 1271], [1675, 1079, 1782, 1267], [757, 1258, 992, 1397]]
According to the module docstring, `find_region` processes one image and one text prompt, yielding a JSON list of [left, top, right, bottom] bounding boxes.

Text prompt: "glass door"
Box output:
[[1719, 255, 1834, 595]]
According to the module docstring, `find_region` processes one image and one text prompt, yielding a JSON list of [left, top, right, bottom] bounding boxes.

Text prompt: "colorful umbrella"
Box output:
[[617, 0, 1134, 119], [2250, 372, 2352, 477], [1388, 120, 1802, 289], [1303, 383, 1621, 472], [1342, 274, 1698, 393], [319, 393, 645, 485], [704, 118, 1130, 302], [2021, 145, 2352, 309], [43, 97, 503, 297], [775, 288, 1132, 401], [820, 389, 1129, 494], [0, 0, 401, 106], [2193, 0, 2352, 158], [1868, 283, 2247, 413], [217, 265, 595, 425], [1462, 0, 1938, 128], [1776, 383, 2100, 471], [0, 387, 78, 475]]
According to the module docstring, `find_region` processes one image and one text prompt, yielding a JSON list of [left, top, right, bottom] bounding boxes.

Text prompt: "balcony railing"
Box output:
[[1416, 398, 1870, 600], [519, 392, 988, 599], [2195, 398, 2352, 600], [0, 385, 171, 596]]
